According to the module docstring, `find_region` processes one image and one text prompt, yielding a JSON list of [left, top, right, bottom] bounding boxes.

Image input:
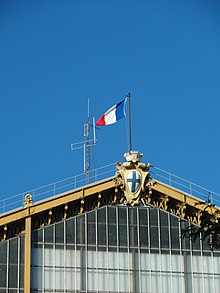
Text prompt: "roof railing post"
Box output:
[[168, 173, 172, 186], [94, 168, 96, 182], [189, 182, 192, 195], [3, 199, 5, 213]]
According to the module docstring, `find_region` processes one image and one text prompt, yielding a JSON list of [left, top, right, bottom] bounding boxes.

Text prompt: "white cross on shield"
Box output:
[[127, 171, 141, 193]]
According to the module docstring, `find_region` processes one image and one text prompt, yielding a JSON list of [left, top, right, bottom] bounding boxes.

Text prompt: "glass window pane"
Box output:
[[97, 208, 106, 223], [205, 276, 214, 291], [0, 264, 7, 287], [189, 225, 200, 250], [129, 223, 138, 247], [129, 208, 138, 247], [213, 251, 220, 272], [181, 221, 191, 249], [129, 207, 137, 225], [87, 211, 96, 224], [0, 241, 7, 264], [45, 267, 53, 289], [161, 252, 170, 271], [203, 252, 212, 274], [9, 264, 18, 288], [108, 207, 117, 246], [140, 249, 150, 271], [55, 267, 64, 290], [98, 223, 106, 246], [171, 227, 180, 249], [118, 207, 127, 224], [87, 223, 96, 245], [170, 214, 179, 227], [151, 272, 160, 292], [66, 218, 75, 244], [44, 225, 53, 243], [20, 236, 25, 265], [98, 210, 106, 247], [55, 245, 64, 267], [202, 233, 211, 251], [150, 226, 159, 248], [161, 273, 171, 292], [160, 210, 168, 226], [160, 226, 169, 248], [55, 222, 64, 244], [45, 244, 53, 266], [31, 244, 43, 266], [19, 264, 24, 289], [88, 268, 96, 290], [139, 208, 148, 226], [87, 249, 96, 268], [32, 228, 43, 243], [150, 208, 158, 226], [118, 207, 127, 246], [66, 268, 76, 290], [9, 238, 18, 264], [31, 267, 42, 289], [108, 271, 118, 291], [76, 215, 85, 245], [193, 274, 203, 293], [119, 224, 127, 246], [171, 253, 181, 271], [119, 270, 130, 292], [140, 226, 148, 247], [108, 206, 116, 224], [108, 224, 117, 246], [66, 245, 75, 267]]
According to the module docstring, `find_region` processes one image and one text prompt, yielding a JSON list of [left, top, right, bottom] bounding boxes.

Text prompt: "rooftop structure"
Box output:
[[0, 151, 220, 293]]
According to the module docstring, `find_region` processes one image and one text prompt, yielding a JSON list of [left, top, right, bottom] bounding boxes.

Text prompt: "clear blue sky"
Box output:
[[0, 0, 220, 199]]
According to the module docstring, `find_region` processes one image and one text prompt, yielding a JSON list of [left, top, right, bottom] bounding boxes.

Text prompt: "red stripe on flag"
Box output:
[[96, 115, 105, 126]]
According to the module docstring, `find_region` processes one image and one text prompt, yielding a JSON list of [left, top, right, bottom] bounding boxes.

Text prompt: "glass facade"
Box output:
[[0, 234, 24, 292], [30, 205, 220, 293]]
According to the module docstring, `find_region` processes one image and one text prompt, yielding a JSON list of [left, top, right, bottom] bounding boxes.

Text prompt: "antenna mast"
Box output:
[[84, 98, 91, 183], [71, 98, 97, 184]]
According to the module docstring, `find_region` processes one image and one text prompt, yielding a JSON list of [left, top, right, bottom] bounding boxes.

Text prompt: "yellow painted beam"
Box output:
[[30, 178, 115, 215], [24, 216, 31, 293], [0, 178, 115, 227], [0, 209, 28, 226], [151, 180, 220, 217]]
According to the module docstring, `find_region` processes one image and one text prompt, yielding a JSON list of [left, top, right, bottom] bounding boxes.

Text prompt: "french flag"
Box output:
[[96, 98, 127, 126]]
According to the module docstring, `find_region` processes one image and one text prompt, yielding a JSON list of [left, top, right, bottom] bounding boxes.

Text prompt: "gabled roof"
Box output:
[[0, 165, 219, 241]]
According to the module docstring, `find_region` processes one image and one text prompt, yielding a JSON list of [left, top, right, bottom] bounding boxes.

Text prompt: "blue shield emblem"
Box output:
[[127, 171, 141, 193]]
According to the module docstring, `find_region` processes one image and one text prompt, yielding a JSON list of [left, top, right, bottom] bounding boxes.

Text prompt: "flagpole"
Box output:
[[127, 92, 132, 153]]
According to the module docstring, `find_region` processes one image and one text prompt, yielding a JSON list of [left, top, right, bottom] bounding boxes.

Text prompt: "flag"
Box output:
[[96, 98, 127, 126]]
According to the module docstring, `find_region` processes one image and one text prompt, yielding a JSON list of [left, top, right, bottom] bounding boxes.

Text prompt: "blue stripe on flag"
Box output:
[[116, 99, 126, 121]]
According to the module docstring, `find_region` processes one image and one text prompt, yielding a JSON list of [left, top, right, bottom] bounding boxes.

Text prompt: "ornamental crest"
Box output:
[[114, 151, 151, 205], [126, 171, 141, 193]]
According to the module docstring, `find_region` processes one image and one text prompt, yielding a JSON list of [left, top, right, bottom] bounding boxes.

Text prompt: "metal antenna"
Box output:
[[71, 98, 97, 183], [84, 98, 91, 182]]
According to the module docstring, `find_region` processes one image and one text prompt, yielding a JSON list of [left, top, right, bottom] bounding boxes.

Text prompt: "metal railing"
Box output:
[[0, 163, 116, 214], [151, 166, 220, 207], [0, 162, 220, 215]]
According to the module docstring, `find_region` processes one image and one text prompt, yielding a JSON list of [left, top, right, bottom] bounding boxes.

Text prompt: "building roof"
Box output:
[[0, 151, 220, 241]]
